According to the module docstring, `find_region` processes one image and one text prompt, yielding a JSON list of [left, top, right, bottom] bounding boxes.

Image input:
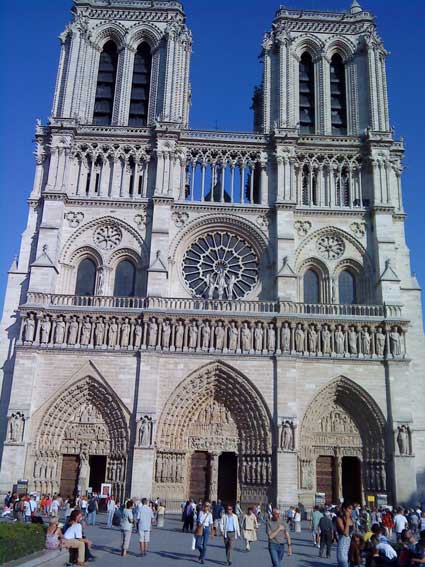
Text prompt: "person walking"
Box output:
[[182, 500, 195, 532], [394, 508, 408, 542], [266, 508, 293, 567], [156, 502, 166, 528], [212, 500, 224, 536], [294, 507, 302, 533], [318, 511, 334, 558], [311, 505, 323, 547], [242, 507, 258, 551], [120, 500, 134, 557], [195, 502, 213, 565], [86, 495, 98, 526], [107, 497, 117, 528], [138, 498, 154, 557], [336, 502, 354, 567], [221, 505, 241, 566]]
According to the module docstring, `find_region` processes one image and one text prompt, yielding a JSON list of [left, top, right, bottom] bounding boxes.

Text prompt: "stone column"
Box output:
[[209, 452, 220, 502]]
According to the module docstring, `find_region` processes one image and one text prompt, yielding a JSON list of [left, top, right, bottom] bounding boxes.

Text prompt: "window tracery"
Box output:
[[93, 41, 118, 126]]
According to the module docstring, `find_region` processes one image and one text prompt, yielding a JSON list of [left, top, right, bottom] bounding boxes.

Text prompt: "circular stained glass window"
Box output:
[[182, 232, 258, 300]]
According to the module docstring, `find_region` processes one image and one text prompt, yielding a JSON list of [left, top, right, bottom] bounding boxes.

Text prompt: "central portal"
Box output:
[[89, 455, 107, 493], [218, 452, 237, 505]]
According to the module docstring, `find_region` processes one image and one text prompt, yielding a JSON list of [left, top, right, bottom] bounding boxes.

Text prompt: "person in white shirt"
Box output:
[[195, 502, 213, 565], [51, 497, 60, 517], [107, 498, 117, 528], [63, 510, 92, 566], [138, 498, 154, 556], [220, 505, 241, 566], [376, 541, 398, 561], [23, 499, 32, 523], [394, 508, 408, 540]]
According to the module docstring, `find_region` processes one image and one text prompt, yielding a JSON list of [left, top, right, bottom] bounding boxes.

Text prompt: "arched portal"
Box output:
[[299, 376, 387, 505], [30, 374, 130, 501], [155, 361, 273, 506]]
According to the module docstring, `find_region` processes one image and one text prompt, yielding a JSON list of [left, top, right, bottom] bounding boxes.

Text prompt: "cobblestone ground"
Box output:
[[14, 514, 337, 567]]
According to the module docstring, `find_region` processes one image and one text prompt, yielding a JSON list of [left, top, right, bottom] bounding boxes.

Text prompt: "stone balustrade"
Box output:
[[19, 296, 408, 360]]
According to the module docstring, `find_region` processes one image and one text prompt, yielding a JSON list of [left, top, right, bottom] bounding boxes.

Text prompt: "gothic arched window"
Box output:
[[304, 268, 320, 304], [93, 41, 118, 125], [339, 270, 357, 304], [330, 54, 347, 135], [129, 43, 152, 127], [114, 259, 136, 297], [299, 52, 315, 134], [75, 258, 97, 296]]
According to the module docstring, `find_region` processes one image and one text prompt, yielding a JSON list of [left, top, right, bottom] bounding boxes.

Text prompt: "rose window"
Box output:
[[317, 234, 345, 260], [93, 224, 122, 250], [182, 232, 258, 300]]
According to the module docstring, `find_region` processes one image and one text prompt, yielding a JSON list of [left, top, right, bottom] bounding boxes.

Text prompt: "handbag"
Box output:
[[195, 513, 208, 536]]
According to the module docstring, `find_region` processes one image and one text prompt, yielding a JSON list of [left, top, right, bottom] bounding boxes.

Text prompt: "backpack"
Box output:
[[88, 499, 96, 513], [112, 509, 122, 527]]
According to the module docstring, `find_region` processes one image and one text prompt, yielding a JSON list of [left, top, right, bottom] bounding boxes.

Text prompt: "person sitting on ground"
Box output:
[[63, 509, 91, 566], [349, 534, 365, 567], [45, 517, 63, 550]]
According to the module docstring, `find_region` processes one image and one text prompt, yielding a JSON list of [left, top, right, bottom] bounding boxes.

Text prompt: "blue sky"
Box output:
[[0, 0, 424, 314]]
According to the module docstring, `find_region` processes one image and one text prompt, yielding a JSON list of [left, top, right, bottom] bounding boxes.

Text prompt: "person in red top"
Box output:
[[382, 511, 394, 540]]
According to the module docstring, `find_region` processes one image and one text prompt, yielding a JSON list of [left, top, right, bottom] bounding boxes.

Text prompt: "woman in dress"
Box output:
[[45, 518, 62, 550], [195, 502, 213, 565], [121, 499, 134, 557], [294, 508, 302, 532], [157, 502, 166, 528], [336, 502, 354, 567], [242, 507, 258, 551]]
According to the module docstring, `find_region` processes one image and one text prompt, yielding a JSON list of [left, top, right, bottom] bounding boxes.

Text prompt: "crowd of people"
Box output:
[[2, 490, 425, 567]]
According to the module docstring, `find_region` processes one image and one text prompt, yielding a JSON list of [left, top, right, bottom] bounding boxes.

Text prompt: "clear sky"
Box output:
[[0, 0, 424, 314]]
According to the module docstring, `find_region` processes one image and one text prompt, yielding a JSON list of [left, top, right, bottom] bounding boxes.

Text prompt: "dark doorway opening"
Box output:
[[190, 451, 210, 502], [316, 455, 336, 505], [89, 455, 107, 493], [218, 452, 237, 506], [60, 455, 79, 498], [342, 456, 362, 503]]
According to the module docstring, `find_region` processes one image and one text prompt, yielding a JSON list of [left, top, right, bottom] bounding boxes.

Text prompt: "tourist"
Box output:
[[319, 510, 334, 558], [287, 506, 295, 531], [195, 502, 213, 565], [23, 497, 32, 523], [382, 510, 394, 540], [411, 530, 425, 565], [157, 501, 166, 528], [182, 500, 195, 532], [394, 507, 408, 542], [220, 504, 240, 566], [80, 496, 88, 519], [45, 518, 63, 550], [311, 505, 323, 547], [86, 494, 98, 526], [212, 500, 224, 536], [45, 494, 52, 516], [51, 495, 60, 518], [107, 497, 117, 528], [4, 491, 11, 508], [294, 507, 302, 532], [336, 502, 354, 567], [242, 507, 258, 551], [266, 508, 293, 567], [349, 534, 365, 567], [63, 509, 92, 566], [120, 499, 134, 557], [138, 497, 154, 557], [420, 513, 425, 533]]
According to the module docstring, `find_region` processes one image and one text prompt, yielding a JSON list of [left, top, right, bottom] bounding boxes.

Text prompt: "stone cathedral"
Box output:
[[0, 0, 424, 509]]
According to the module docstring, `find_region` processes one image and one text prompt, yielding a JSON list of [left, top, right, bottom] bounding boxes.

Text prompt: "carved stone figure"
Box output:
[[254, 323, 263, 352], [95, 318, 105, 346], [268, 324, 276, 352], [175, 321, 184, 349], [202, 322, 211, 350], [227, 274, 236, 299], [40, 317, 51, 344], [68, 316, 79, 345], [215, 321, 225, 350], [390, 327, 402, 356], [207, 273, 215, 300], [282, 322, 290, 352], [162, 320, 171, 349], [217, 270, 226, 300], [228, 322, 238, 351], [134, 320, 143, 349], [148, 317, 158, 348], [396, 425, 411, 456], [24, 313, 36, 342], [295, 323, 305, 352], [362, 327, 371, 355], [322, 324, 331, 354], [8, 413, 24, 443], [189, 322, 198, 349], [281, 420, 294, 451], [241, 322, 252, 352], [348, 326, 358, 355], [139, 416, 153, 447], [301, 460, 313, 489], [376, 327, 385, 356], [78, 452, 90, 493], [121, 318, 130, 347], [55, 316, 66, 344], [335, 325, 345, 354], [308, 326, 317, 353], [81, 317, 92, 346], [108, 317, 118, 347]]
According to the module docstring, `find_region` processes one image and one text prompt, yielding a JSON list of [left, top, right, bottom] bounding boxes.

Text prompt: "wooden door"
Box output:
[[218, 453, 237, 506], [189, 452, 210, 502], [60, 455, 79, 498], [316, 456, 335, 504]]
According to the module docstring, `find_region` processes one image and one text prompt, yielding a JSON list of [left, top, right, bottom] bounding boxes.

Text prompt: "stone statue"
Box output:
[[108, 317, 118, 347], [78, 452, 90, 493], [362, 327, 371, 355], [322, 324, 331, 354], [229, 322, 238, 351], [390, 327, 401, 356], [139, 416, 153, 447], [295, 323, 305, 352], [175, 321, 184, 349], [331, 278, 337, 303], [8, 413, 24, 443], [227, 274, 236, 299], [396, 425, 410, 455], [134, 320, 143, 349], [335, 325, 345, 354], [55, 316, 66, 344], [81, 317, 92, 346], [96, 266, 105, 295], [201, 322, 211, 350], [254, 323, 263, 352], [40, 317, 51, 344], [281, 420, 294, 450], [68, 316, 79, 345], [215, 321, 225, 350], [217, 270, 226, 300], [376, 327, 385, 356], [148, 317, 158, 348], [268, 324, 276, 352], [24, 313, 36, 342], [241, 322, 252, 352], [189, 321, 198, 349], [348, 326, 358, 355], [121, 318, 130, 347], [95, 318, 105, 346], [301, 461, 313, 489], [207, 273, 215, 300], [282, 322, 290, 352], [308, 326, 317, 353], [162, 320, 171, 349]]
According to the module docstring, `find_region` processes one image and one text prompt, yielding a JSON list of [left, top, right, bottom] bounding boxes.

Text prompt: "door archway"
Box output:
[[299, 376, 387, 505], [155, 361, 273, 506]]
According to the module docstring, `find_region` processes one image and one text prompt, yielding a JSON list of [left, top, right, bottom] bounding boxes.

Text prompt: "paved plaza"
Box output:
[[16, 514, 332, 567]]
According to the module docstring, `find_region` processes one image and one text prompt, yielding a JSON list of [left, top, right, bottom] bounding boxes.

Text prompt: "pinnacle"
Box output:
[[350, 0, 363, 14]]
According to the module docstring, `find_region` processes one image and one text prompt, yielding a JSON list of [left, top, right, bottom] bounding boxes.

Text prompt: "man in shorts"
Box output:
[[138, 498, 153, 556]]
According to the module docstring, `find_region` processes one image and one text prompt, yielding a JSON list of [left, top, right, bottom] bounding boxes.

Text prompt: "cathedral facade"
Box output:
[[0, 0, 424, 508]]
